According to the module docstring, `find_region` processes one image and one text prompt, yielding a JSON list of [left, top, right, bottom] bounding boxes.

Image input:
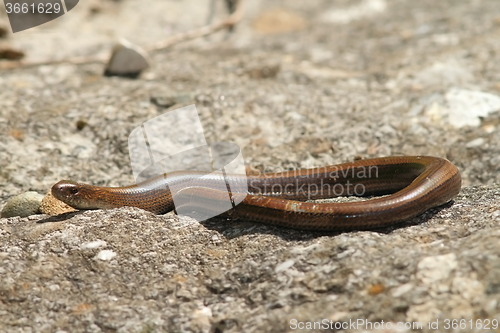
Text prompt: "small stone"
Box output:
[[1, 191, 44, 218], [150, 94, 192, 108], [48, 284, 60, 291], [104, 38, 149, 78], [75, 120, 88, 131], [391, 283, 413, 298], [0, 25, 7, 38], [150, 96, 177, 108], [465, 137, 485, 148], [95, 250, 116, 261], [445, 88, 500, 128], [0, 47, 25, 60], [275, 259, 295, 273], [81, 240, 107, 250], [367, 283, 385, 295], [39, 191, 76, 216]]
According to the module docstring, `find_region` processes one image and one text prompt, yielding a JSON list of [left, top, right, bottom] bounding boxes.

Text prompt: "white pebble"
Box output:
[[95, 250, 116, 261], [275, 259, 295, 273], [81, 240, 107, 250]]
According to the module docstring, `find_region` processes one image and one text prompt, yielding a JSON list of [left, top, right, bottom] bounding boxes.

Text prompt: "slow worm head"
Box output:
[[52, 180, 118, 210]]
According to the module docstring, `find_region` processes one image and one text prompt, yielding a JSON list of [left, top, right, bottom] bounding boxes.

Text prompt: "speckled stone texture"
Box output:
[[1, 0, 500, 332]]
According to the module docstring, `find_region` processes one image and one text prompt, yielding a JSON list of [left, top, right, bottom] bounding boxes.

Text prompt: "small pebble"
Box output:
[[275, 259, 295, 273], [0, 47, 25, 60], [0, 25, 7, 38], [367, 283, 385, 295], [81, 240, 107, 250], [104, 38, 149, 78], [445, 88, 500, 128], [95, 250, 116, 261], [465, 137, 485, 148], [39, 191, 76, 216], [391, 283, 413, 298], [1, 191, 44, 218]]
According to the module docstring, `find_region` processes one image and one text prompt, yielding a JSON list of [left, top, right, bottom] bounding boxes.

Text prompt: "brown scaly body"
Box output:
[[52, 156, 461, 231]]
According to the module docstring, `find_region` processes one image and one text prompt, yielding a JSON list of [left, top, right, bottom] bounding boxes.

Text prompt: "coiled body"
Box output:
[[52, 156, 461, 231]]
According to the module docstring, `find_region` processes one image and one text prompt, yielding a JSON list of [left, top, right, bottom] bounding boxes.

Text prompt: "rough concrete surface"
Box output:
[[1, 0, 500, 332]]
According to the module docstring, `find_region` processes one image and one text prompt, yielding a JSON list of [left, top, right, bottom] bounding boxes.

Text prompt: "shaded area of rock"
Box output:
[[0, 186, 499, 332]]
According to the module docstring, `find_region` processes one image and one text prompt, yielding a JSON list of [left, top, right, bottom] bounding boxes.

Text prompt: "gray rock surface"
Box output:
[[1, 0, 500, 332]]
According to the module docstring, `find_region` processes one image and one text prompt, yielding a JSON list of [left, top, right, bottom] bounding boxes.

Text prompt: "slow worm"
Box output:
[[52, 156, 461, 231]]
